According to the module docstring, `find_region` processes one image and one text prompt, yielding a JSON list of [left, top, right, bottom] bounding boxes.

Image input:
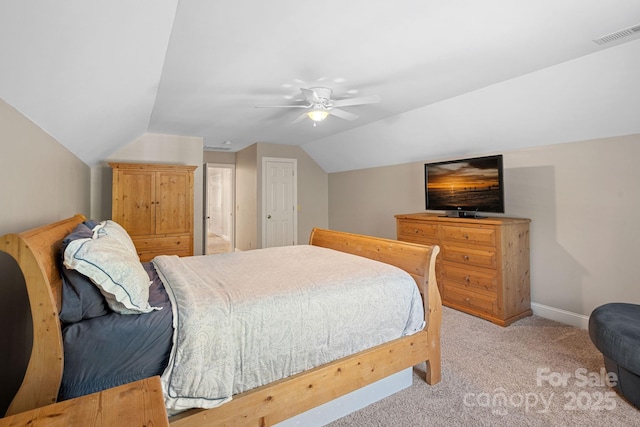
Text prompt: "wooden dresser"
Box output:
[[396, 213, 531, 326], [110, 163, 196, 262]]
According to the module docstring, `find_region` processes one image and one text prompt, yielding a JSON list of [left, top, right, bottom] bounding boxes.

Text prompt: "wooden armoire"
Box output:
[[110, 163, 196, 262]]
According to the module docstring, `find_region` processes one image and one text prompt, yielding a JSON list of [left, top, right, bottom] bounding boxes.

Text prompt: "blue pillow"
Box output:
[[59, 221, 110, 323]]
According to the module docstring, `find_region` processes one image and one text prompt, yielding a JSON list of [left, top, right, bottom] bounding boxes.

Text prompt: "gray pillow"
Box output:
[[59, 222, 110, 323]]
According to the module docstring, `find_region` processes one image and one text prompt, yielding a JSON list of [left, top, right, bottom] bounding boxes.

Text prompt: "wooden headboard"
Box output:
[[0, 214, 86, 415]]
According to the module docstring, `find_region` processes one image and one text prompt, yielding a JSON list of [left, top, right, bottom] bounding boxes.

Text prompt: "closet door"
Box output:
[[113, 169, 155, 236]]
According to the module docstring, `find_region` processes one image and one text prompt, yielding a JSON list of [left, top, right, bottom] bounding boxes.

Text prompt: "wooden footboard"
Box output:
[[309, 227, 441, 385], [0, 218, 440, 426], [170, 331, 434, 426], [172, 229, 441, 426]]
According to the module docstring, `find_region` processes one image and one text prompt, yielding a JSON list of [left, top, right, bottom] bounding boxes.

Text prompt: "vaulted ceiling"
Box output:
[[1, 1, 639, 172]]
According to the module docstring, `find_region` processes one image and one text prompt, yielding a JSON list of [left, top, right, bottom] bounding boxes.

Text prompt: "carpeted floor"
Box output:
[[206, 232, 232, 254], [328, 307, 639, 426]]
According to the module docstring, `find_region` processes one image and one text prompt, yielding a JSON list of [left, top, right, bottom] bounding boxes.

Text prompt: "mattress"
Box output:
[[153, 245, 424, 411]]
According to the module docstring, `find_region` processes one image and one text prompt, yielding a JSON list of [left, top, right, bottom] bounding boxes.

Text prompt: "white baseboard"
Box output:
[[531, 302, 590, 330], [274, 368, 412, 427]]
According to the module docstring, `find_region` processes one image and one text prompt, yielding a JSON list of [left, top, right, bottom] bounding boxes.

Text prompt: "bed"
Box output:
[[1, 214, 441, 426]]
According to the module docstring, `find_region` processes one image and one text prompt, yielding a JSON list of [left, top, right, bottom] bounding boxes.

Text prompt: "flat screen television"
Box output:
[[425, 154, 504, 218]]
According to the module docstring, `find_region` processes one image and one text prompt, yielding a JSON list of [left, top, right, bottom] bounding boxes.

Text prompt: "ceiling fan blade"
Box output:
[[291, 112, 309, 124], [300, 87, 320, 103], [329, 108, 359, 121], [255, 104, 310, 108], [331, 95, 381, 108]]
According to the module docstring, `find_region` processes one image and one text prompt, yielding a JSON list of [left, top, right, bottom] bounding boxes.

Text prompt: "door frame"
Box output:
[[261, 157, 298, 248], [204, 163, 235, 253]]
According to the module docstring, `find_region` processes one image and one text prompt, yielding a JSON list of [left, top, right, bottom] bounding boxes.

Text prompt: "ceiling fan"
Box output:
[[256, 87, 380, 125]]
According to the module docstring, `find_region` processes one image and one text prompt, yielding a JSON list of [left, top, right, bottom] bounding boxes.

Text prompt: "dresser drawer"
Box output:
[[444, 285, 497, 316], [442, 262, 497, 294], [133, 235, 192, 259], [442, 244, 497, 269], [441, 225, 496, 247], [137, 250, 191, 262], [397, 221, 439, 243]]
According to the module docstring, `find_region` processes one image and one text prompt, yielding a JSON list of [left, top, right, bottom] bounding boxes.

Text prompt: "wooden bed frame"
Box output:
[[1, 214, 441, 426]]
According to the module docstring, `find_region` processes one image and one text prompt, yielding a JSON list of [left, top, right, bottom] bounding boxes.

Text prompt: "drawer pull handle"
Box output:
[[465, 298, 471, 303], [463, 255, 470, 261], [465, 275, 470, 282], [463, 234, 469, 239]]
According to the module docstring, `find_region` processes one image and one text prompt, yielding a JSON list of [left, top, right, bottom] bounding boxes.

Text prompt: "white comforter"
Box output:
[[153, 245, 424, 411]]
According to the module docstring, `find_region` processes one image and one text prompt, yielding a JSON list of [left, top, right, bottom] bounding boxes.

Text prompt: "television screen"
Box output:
[[425, 155, 504, 215]]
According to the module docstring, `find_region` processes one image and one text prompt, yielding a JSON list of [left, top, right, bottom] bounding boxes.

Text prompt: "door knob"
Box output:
[[267, 215, 272, 219]]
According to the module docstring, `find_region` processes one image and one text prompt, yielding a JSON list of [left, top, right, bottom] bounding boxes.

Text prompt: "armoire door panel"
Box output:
[[157, 171, 191, 235], [117, 171, 155, 236]]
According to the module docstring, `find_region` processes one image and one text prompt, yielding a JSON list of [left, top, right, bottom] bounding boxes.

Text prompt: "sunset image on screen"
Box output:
[[426, 157, 502, 212], [427, 162, 499, 191]]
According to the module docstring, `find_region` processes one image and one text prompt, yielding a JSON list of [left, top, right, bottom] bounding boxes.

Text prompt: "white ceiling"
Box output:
[[1, 1, 639, 172]]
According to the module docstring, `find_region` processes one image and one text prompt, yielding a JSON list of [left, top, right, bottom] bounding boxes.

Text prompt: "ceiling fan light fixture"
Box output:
[[307, 110, 329, 122]]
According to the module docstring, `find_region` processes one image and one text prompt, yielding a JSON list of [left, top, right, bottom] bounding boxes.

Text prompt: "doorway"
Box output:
[[205, 163, 235, 254]]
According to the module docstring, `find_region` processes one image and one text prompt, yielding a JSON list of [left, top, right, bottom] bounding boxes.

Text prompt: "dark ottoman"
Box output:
[[589, 302, 640, 409]]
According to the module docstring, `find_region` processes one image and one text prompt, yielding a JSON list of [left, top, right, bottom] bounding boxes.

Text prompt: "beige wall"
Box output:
[[0, 98, 90, 235], [233, 143, 329, 250], [90, 133, 204, 255], [505, 135, 640, 322], [328, 162, 425, 238], [203, 150, 235, 164], [329, 134, 640, 326], [235, 144, 258, 251]]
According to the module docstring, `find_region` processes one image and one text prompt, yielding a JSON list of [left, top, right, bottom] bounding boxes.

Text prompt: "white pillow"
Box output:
[[63, 235, 160, 314], [93, 220, 138, 257]]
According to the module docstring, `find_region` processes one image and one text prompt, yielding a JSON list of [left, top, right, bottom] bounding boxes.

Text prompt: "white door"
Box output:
[[204, 163, 235, 254], [262, 157, 297, 248]]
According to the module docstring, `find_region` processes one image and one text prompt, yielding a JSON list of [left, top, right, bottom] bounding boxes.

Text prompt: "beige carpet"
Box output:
[[328, 307, 639, 426], [206, 232, 232, 254]]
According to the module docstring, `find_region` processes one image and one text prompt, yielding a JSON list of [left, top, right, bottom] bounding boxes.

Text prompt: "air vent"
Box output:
[[204, 146, 232, 151], [593, 24, 640, 45]]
